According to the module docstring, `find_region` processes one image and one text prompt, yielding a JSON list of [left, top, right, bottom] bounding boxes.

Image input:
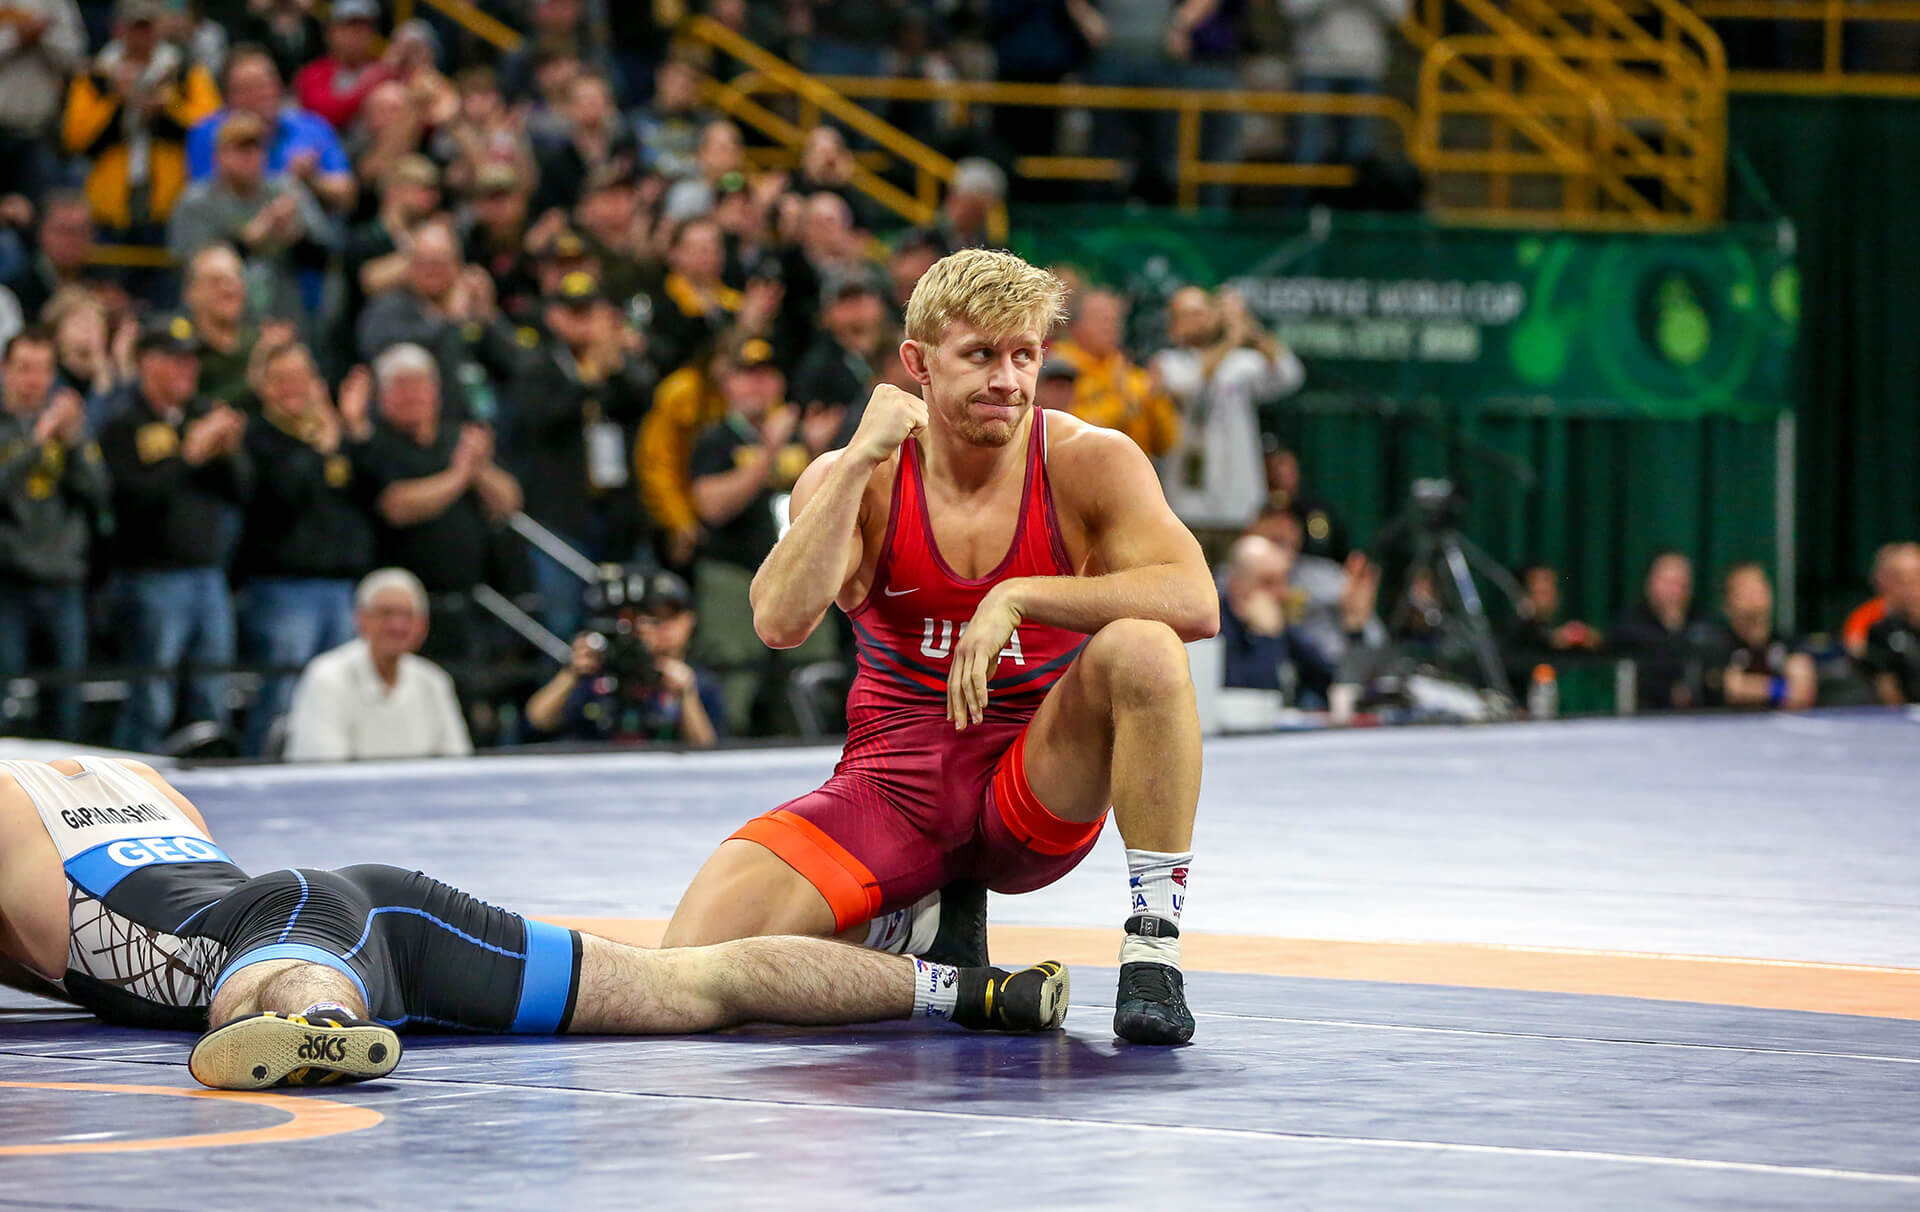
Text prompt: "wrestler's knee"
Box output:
[[1083, 618, 1191, 708]]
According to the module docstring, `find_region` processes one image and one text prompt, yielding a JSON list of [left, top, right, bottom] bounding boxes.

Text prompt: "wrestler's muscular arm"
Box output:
[[948, 421, 1219, 727], [750, 384, 927, 648]]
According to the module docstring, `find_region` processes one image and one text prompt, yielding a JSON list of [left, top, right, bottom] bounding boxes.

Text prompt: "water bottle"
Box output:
[[1527, 663, 1558, 721]]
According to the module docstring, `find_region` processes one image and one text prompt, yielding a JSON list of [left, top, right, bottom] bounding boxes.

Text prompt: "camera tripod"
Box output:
[[1373, 478, 1528, 701]]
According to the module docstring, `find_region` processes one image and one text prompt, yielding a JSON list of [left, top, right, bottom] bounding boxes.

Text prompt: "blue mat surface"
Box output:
[[5, 711, 1918, 1209]]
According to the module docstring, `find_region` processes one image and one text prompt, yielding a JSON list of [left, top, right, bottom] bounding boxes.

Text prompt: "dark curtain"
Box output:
[[1271, 409, 1778, 630], [1730, 95, 1920, 630]]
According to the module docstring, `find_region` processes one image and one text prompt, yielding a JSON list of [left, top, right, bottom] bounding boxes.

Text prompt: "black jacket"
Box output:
[[0, 412, 111, 584], [234, 414, 379, 581], [509, 342, 656, 546], [1610, 600, 1713, 710], [357, 421, 492, 594], [98, 391, 252, 571]]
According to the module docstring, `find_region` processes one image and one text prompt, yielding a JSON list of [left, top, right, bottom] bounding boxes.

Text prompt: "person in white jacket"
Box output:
[[1152, 285, 1305, 536], [283, 567, 473, 760]]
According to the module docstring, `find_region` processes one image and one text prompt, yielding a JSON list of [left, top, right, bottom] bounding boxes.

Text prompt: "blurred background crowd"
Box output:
[[0, 0, 1913, 759]]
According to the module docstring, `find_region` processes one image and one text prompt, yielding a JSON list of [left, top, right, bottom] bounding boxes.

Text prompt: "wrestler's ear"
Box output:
[[900, 338, 934, 387]]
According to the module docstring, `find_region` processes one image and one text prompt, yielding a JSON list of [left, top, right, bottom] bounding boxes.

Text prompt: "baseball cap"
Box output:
[[330, 0, 381, 22], [641, 570, 693, 614], [114, 0, 166, 24], [725, 334, 778, 371], [548, 269, 605, 308], [1038, 359, 1079, 383], [387, 154, 440, 190], [473, 161, 521, 195], [583, 163, 637, 194], [137, 312, 202, 356], [542, 230, 591, 262], [819, 264, 882, 305], [216, 112, 268, 148]]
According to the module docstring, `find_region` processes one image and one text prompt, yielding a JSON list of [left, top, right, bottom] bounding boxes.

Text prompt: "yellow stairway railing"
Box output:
[[1403, 0, 1726, 226], [404, 0, 1727, 230]]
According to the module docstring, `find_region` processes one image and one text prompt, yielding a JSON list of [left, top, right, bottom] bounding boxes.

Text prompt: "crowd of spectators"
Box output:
[[0, 1, 1911, 760]]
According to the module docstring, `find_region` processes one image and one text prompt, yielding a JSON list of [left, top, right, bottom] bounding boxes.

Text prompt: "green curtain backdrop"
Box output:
[[1728, 95, 1920, 630], [1010, 209, 1791, 630]]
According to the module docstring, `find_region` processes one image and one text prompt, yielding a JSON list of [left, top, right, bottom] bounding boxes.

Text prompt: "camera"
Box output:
[[582, 569, 663, 692], [1409, 478, 1465, 529]]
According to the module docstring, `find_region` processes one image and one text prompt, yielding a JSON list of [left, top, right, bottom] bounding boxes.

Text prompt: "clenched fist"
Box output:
[[848, 383, 928, 465]]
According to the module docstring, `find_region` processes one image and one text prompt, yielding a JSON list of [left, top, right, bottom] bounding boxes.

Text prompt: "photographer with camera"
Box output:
[[1151, 286, 1304, 542], [525, 569, 724, 747]]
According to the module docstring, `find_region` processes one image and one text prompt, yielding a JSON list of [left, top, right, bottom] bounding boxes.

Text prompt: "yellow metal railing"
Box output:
[[1404, 0, 1725, 226], [679, 16, 969, 228], [728, 73, 1415, 209], [1524, 0, 1920, 94], [409, 0, 1739, 230], [1694, 0, 1920, 94]]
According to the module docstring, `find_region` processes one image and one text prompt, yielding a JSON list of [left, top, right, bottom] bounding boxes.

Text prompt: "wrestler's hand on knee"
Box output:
[[949, 588, 1021, 730]]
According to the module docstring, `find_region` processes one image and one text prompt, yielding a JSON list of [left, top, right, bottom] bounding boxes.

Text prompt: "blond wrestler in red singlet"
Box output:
[[665, 250, 1218, 1043]]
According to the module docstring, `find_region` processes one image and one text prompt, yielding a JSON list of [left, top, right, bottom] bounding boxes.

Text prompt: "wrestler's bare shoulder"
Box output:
[[1040, 412, 1161, 497]]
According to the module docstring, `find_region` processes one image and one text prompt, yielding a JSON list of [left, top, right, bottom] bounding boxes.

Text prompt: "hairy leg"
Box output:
[[1019, 618, 1201, 849], [661, 839, 845, 947], [568, 933, 912, 1033], [206, 959, 366, 1028]]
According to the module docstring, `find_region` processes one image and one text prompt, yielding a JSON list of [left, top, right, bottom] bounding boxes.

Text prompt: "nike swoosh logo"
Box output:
[[882, 587, 919, 597]]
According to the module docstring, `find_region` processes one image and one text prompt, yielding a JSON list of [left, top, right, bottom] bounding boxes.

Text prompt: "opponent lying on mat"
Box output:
[[0, 756, 1069, 1090], [664, 249, 1217, 1045]]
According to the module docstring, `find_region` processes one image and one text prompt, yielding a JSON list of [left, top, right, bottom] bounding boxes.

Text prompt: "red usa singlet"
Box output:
[[840, 409, 1084, 752]]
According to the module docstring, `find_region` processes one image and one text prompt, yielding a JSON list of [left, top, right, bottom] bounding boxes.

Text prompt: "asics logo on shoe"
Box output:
[[297, 1034, 348, 1062]]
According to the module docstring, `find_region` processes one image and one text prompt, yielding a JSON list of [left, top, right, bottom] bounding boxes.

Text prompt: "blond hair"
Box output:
[[904, 248, 1067, 348]]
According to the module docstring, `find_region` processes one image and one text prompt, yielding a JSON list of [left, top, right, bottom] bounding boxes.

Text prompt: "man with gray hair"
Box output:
[[357, 342, 522, 666], [941, 158, 1004, 250], [283, 566, 472, 760]]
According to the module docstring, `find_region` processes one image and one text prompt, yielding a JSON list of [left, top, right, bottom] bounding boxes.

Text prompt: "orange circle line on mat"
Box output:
[[544, 918, 1920, 1023], [0, 1081, 383, 1155]]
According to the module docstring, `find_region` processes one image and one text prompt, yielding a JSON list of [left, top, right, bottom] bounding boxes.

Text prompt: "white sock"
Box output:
[[1121, 848, 1192, 968], [862, 891, 941, 955], [909, 958, 962, 1020], [300, 1001, 357, 1023]]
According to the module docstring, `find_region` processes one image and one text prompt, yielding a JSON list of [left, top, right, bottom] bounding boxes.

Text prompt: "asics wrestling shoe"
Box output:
[[190, 1007, 401, 1090], [951, 961, 1070, 1032], [922, 879, 989, 968], [1113, 962, 1195, 1045]]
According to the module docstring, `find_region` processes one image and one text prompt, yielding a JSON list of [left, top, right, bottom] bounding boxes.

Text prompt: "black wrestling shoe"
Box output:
[[951, 961, 1070, 1032], [922, 879, 989, 968], [1114, 962, 1195, 1045], [189, 1009, 401, 1090]]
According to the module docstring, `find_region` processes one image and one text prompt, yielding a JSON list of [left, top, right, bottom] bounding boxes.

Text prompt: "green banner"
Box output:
[[1011, 209, 1798, 421]]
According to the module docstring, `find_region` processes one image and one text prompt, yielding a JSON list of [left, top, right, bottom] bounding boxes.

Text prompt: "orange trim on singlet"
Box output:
[[992, 729, 1107, 857], [731, 810, 883, 931]]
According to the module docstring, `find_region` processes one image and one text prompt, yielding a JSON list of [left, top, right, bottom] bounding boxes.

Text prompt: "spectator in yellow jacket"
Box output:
[[637, 348, 728, 569], [62, 1, 221, 235], [1049, 287, 1180, 457]]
